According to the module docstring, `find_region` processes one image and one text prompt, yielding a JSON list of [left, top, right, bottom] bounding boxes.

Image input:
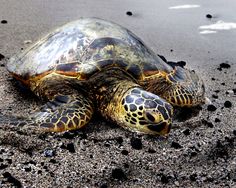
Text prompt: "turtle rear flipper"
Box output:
[[0, 94, 94, 133], [165, 66, 205, 107]]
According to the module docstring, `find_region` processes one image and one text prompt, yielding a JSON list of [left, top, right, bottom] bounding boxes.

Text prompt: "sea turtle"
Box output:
[[5, 18, 205, 135]]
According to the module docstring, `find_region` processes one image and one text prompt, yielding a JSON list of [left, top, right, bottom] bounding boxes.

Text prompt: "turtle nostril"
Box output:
[[145, 111, 155, 122]]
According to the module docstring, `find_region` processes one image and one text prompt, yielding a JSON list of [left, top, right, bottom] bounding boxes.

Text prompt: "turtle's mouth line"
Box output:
[[146, 121, 170, 134]]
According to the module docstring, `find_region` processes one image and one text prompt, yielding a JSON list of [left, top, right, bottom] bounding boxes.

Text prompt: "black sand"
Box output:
[[0, 1, 236, 187]]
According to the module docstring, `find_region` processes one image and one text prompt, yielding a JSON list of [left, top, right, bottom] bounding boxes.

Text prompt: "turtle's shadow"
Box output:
[[11, 79, 38, 99], [173, 106, 202, 122]]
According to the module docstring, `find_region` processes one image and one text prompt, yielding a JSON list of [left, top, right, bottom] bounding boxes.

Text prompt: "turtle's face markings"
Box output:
[[121, 88, 173, 135]]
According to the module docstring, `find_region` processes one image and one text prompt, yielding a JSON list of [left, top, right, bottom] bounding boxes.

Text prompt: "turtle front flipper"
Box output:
[[1, 94, 94, 132], [164, 66, 205, 107], [145, 66, 205, 107], [100, 81, 173, 135], [33, 94, 94, 132]]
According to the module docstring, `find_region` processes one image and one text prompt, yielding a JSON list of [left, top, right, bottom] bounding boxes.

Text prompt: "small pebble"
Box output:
[[212, 94, 218, 99], [111, 168, 126, 180], [183, 129, 191, 136], [49, 159, 57, 164], [171, 141, 182, 149], [207, 104, 217, 111], [100, 183, 108, 188], [0, 53, 5, 60], [116, 136, 123, 145], [1, 20, 7, 24], [174, 181, 180, 186], [161, 174, 169, 183], [206, 14, 212, 19], [67, 143, 76, 153], [130, 137, 142, 150], [224, 101, 232, 108], [189, 173, 197, 181], [24, 167, 31, 172], [43, 148, 55, 157], [220, 62, 231, 69], [23, 160, 36, 165], [202, 119, 214, 128], [233, 89, 236, 94], [126, 11, 133, 16], [225, 136, 234, 144], [43, 165, 48, 170], [123, 163, 129, 168], [104, 142, 110, 147], [215, 118, 221, 123], [205, 97, 212, 104], [147, 148, 156, 153], [226, 90, 234, 95], [233, 130, 236, 136], [207, 122, 214, 128], [191, 151, 197, 157], [207, 176, 214, 182], [121, 149, 129, 155]]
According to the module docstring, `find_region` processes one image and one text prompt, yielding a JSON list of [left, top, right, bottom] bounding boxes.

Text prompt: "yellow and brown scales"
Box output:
[[5, 18, 205, 135]]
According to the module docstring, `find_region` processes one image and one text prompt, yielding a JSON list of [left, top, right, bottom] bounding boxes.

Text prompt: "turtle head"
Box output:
[[120, 87, 173, 135]]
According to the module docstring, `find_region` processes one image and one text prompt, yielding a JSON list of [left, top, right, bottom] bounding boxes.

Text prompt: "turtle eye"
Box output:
[[145, 111, 156, 122]]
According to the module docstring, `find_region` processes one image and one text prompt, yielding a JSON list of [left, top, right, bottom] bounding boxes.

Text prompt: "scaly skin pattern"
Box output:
[[32, 95, 93, 132], [141, 66, 205, 107], [4, 18, 205, 135], [1, 94, 94, 133]]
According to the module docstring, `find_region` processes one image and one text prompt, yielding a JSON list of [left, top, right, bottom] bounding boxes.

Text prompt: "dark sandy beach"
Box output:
[[0, 0, 236, 187]]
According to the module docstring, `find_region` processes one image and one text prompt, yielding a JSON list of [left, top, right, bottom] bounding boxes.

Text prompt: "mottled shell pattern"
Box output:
[[7, 18, 173, 82]]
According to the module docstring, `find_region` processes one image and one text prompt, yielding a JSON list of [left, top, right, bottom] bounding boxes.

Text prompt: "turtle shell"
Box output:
[[7, 18, 173, 82]]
